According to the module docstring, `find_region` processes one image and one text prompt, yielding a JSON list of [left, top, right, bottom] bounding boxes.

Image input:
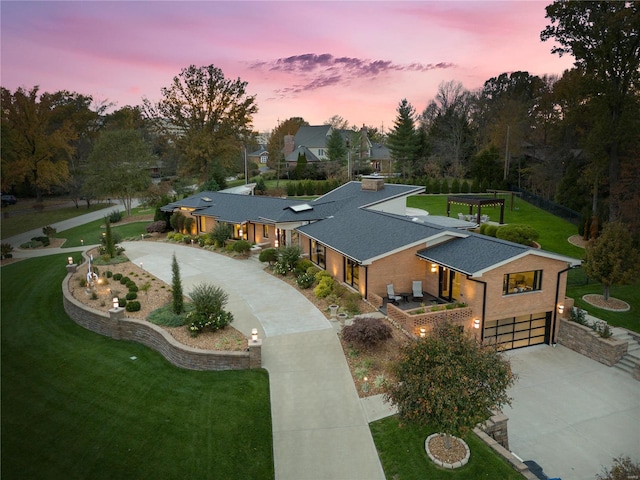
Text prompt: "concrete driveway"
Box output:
[[505, 344, 640, 480]]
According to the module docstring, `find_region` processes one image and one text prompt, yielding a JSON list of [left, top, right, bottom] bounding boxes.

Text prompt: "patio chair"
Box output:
[[386, 284, 402, 305], [412, 281, 424, 302], [458, 213, 465, 221]]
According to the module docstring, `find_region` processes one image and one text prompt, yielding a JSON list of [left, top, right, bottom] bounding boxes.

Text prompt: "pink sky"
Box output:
[[1, 1, 574, 133]]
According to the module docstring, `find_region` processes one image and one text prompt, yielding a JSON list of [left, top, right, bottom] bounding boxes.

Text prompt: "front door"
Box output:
[[439, 267, 451, 301]]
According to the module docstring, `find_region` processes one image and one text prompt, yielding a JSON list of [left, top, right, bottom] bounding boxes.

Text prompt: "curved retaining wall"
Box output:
[[62, 272, 260, 371]]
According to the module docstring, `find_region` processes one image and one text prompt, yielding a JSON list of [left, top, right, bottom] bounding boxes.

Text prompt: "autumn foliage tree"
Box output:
[[583, 222, 640, 301], [385, 322, 516, 448], [1, 86, 77, 201]]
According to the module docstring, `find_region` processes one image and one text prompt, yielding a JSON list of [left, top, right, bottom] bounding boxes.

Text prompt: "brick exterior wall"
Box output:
[[557, 318, 627, 367], [62, 274, 260, 371]]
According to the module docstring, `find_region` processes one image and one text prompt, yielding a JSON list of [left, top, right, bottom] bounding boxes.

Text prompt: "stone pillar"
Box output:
[[109, 307, 125, 322], [248, 339, 262, 369], [481, 411, 510, 450]]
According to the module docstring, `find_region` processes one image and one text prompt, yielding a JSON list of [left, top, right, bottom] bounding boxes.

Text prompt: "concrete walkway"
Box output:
[[121, 242, 386, 480], [505, 344, 640, 480]]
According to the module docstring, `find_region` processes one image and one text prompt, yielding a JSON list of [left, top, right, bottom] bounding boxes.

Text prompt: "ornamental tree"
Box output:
[[583, 221, 640, 301], [171, 253, 183, 314], [385, 322, 516, 448]]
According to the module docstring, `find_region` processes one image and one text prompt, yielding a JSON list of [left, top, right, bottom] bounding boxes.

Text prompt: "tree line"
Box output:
[[1, 2, 638, 236]]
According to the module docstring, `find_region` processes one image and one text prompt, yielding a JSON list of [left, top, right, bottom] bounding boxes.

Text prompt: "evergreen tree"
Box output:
[[326, 128, 347, 172], [387, 99, 419, 178], [103, 218, 116, 258], [295, 151, 308, 179], [171, 253, 184, 314]]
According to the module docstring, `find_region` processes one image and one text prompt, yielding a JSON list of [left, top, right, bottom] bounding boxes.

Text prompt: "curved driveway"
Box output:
[[122, 241, 386, 480]]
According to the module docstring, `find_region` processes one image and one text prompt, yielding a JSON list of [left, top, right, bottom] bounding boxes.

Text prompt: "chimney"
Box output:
[[283, 135, 295, 156], [361, 175, 385, 191]]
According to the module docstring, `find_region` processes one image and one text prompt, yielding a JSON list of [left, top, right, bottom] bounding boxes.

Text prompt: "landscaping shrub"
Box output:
[[478, 223, 488, 235], [294, 259, 314, 276], [170, 211, 186, 232], [118, 297, 127, 308], [342, 317, 393, 347], [315, 270, 332, 283], [1, 242, 14, 259], [146, 220, 167, 233], [259, 248, 278, 264], [273, 261, 288, 276], [125, 292, 138, 300], [496, 224, 540, 246], [190, 282, 229, 317], [32, 236, 50, 247], [232, 240, 251, 255], [172, 232, 185, 243], [461, 180, 470, 193], [209, 223, 232, 247], [187, 310, 234, 336], [344, 292, 362, 315], [120, 276, 130, 285], [306, 265, 320, 277], [42, 225, 57, 237], [105, 270, 113, 278], [278, 245, 302, 272], [125, 301, 141, 312], [296, 272, 315, 289], [113, 273, 123, 281], [184, 217, 194, 234], [128, 283, 138, 292], [485, 224, 498, 237], [108, 210, 123, 223], [314, 276, 334, 298]]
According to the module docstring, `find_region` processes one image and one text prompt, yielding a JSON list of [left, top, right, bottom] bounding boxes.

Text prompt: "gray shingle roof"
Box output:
[[294, 125, 331, 148]]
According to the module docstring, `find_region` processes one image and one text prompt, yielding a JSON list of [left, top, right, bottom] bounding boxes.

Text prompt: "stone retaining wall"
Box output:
[[557, 318, 627, 367], [62, 273, 260, 371]]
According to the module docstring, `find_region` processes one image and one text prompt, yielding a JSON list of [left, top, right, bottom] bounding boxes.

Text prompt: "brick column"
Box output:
[[248, 339, 262, 369]]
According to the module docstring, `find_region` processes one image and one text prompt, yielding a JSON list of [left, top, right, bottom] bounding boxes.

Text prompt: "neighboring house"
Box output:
[[162, 176, 580, 351], [248, 146, 269, 167], [284, 125, 374, 171]]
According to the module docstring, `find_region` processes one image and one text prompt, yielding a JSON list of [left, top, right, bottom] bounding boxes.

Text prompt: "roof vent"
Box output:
[[201, 197, 212, 202]]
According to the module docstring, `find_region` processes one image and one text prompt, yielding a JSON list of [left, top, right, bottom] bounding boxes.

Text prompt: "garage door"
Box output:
[[483, 311, 551, 350]]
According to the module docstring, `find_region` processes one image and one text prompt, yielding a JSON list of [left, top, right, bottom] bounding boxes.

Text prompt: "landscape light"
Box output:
[[112, 297, 119, 309], [251, 328, 259, 342]]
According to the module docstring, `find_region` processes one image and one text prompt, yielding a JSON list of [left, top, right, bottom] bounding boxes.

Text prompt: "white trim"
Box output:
[[472, 250, 581, 277]]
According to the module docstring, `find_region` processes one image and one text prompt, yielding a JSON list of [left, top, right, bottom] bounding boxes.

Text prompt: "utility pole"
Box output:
[[503, 125, 510, 181]]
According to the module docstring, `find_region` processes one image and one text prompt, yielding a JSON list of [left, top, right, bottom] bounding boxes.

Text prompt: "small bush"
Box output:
[[278, 245, 302, 271], [120, 276, 130, 285], [342, 317, 393, 347], [31, 236, 50, 247], [113, 273, 123, 281], [261, 249, 278, 263], [315, 270, 332, 283], [105, 270, 113, 278], [190, 283, 229, 317], [146, 220, 167, 233], [295, 259, 314, 275], [108, 210, 123, 223], [125, 301, 141, 312], [496, 224, 540, 246], [273, 261, 288, 276], [296, 272, 315, 289], [209, 223, 232, 246], [125, 292, 138, 300], [314, 277, 334, 298], [233, 239, 251, 254], [478, 223, 488, 235], [306, 265, 320, 277], [485, 224, 498, 237], [42, 225, 57, 237], [128, 284, 139, 293], [1, 242, 14, 259], [118, 297, 127, 308]]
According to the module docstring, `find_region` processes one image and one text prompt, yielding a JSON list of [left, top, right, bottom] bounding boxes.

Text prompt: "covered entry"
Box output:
[[483, 311, 551, 350]]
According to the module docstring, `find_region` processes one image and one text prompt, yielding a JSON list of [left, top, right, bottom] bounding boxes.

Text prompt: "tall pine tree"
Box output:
[[387, 99, 419, 178]]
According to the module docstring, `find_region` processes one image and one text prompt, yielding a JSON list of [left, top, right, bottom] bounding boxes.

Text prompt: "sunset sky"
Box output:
[[1, 1, 575, 133]]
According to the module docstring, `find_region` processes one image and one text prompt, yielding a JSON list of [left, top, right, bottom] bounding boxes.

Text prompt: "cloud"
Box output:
[[251, 53, 455, 96]]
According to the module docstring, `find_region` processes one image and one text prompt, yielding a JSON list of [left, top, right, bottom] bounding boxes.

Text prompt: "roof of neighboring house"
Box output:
[[294, 125, 332, 148], [370, 143, 391, 160], [248, 147, 268, 157], [285, 145, 321, 163]]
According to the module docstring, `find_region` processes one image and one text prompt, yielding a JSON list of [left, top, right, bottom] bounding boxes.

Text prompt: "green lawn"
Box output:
[[407, 194, 584, 258], [370, 416, 524, 479], [57, 218, 150, 248], [0, 203, 109, 239], [1, 255, 274, 479]]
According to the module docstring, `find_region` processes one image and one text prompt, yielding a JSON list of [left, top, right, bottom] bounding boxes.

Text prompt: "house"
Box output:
[[161, 176, 580, 351], [284, 125, 374, 173], [247, 146, 269, 170]]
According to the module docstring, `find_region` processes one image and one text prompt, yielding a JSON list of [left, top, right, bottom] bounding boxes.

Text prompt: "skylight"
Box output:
[[289, 203, 313, 212]]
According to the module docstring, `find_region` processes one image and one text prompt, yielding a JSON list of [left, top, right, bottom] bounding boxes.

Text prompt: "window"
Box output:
[[310, 240, 326, 269], [503, 270, 542, 295], [345, 257, 359, 288], [263, 224, 269, 239], [199, 216, 206, 233], [260, 154, 268, 164], [317, 148, 325, 158]]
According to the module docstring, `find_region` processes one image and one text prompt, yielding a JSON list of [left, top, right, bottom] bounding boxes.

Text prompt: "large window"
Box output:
[[503, 270, 542, 295], [345, 257, 359, 288], [310, 240, 326, 269], [263, 224, 269, 238]]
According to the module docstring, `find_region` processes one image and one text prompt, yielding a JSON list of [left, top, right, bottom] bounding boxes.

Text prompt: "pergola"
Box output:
[[446, 195, 505, 224]]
